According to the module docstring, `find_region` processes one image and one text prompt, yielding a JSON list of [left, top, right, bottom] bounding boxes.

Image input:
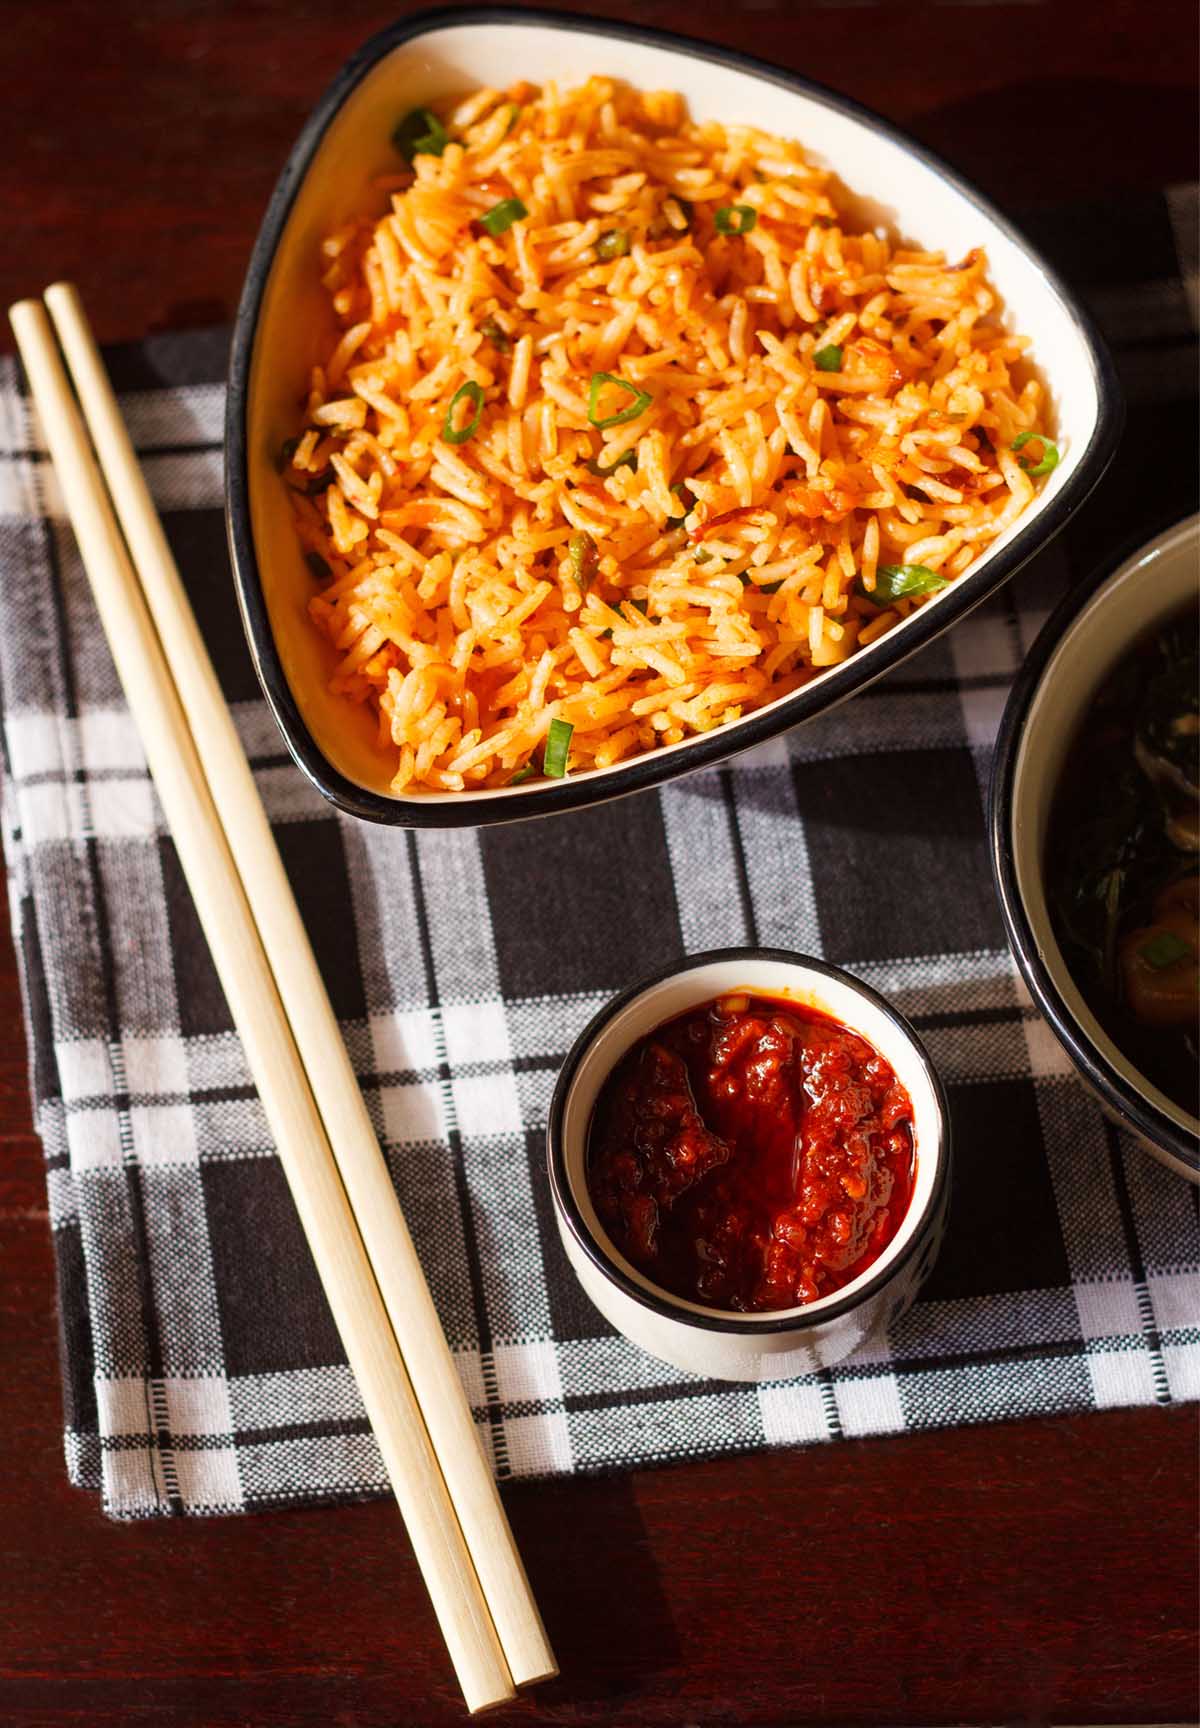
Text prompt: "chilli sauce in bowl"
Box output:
[[547, 950, 950, 1382], [588, 994, 915, 1315]]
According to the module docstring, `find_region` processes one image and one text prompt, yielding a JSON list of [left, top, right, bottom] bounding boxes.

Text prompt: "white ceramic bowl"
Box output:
[[546, 949, 951, 1382], [990, 514, 1200, 1181], [226, 7, 1121, 827]]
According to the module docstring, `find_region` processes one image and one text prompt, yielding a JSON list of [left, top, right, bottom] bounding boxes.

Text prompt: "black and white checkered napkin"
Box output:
[[1, 188, 1197, 1519]]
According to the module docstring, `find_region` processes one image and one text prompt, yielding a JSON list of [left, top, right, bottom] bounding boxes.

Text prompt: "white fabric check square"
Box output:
[[452, 1069, 523, 1138], [123, 1034, 190, 1097], [379, 1077, 445, 1146], [56, 1038, 112, 1102], [129, 1102, 200, 1168]]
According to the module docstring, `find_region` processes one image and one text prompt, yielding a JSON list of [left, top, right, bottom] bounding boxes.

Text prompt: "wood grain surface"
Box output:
[[1, 3, 1197, 1724]]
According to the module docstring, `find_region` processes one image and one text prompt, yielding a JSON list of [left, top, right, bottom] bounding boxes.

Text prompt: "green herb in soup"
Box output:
[[1046, 607, 1199, 1115]]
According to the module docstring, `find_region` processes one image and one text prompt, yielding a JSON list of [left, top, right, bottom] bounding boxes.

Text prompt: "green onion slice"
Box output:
[[543, 718, 574, 778], [595, 229, 630, 261], [304, 551, 331, 582], [813, 343, 843, 372], [714, 204, 757, 236], [1139, 930, 1192, 969], [1011, 430, 1060, 476], [392, 107, 448, 161], [585, 447, 637, 479], [503, 103, 521, 136], [479, 197, 528, 236], [568, 532, 599, 593], [588, 372, 652, 430], [509, 761, 537, 785], [860, 564, 949, 605], [442, 380, 484, 445], [479, 315, 511, 353]]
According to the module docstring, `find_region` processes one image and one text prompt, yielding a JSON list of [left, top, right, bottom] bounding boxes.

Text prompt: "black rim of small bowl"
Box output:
[[225, 3, 1124, 828], [988, 516, 1200, 1176], [546, 947, 953, 1336]]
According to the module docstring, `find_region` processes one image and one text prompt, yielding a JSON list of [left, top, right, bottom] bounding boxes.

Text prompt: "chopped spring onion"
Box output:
[[585, 447, 637, 479], [588, 372, 652, 430], [1139, 930, 1192, 969], [860, 563, 948, 605], [442, 380, 484, 445], [813, 343, 843, 372], [510, 761, 537, 785], [714, 204, 757, 236], [568, 532, 599, 593], [543, 718, 574, 778], [392, 107, 448, 161], [503, 103, 521, 136], [276, 435, 300, 472], [479, 197, 528, 236], [1011, 430, 1060, 476], [479, 315, 511, 352], [595, 229, 630, 261], [304, 551, 331, 582]]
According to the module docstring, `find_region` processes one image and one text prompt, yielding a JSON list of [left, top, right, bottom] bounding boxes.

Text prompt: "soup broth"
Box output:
[[1047, 606, 1199, 1117]]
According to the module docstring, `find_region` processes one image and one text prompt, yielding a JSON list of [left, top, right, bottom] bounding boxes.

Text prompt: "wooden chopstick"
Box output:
[[42, 280, 557, 1694], [9, 296, 518, 1715]]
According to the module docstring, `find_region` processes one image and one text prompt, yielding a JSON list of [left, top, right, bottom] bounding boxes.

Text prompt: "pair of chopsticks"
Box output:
[[9, 286, 555, 1714]]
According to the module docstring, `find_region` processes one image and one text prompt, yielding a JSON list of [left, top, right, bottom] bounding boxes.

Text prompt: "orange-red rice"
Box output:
[[285, 77, 1053, 792]]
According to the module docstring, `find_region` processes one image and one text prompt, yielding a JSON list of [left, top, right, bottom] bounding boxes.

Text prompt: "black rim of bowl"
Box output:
[[546, 947, 953, 1336], [225, 3, 1124, 828], [988, 516, 1200, 1176]]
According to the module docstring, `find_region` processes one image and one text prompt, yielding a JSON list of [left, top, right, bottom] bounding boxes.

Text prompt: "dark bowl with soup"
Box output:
[[990, 514, 1199, 1181]]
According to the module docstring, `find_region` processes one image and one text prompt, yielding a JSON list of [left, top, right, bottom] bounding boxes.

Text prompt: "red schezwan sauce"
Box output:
[[587, 993, 915, 1313]]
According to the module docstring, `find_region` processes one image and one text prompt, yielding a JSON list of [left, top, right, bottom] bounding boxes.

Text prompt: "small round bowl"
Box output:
[[546, 949, 951, 1383], [990, 513, 1200, 1182]]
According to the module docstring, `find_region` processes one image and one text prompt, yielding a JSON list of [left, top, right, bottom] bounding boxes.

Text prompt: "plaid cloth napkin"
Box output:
[[1, 186, 1197, 1519]]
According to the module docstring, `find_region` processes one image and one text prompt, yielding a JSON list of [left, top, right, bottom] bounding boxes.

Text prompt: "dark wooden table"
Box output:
[[1, 4, 1197, 1723]]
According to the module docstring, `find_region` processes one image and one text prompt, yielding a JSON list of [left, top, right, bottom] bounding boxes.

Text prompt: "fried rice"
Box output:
[[283, 76, 1057, 793]]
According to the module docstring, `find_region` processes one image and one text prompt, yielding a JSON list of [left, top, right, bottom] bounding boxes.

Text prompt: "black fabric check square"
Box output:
[[0, 188, 1197, 1517]]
